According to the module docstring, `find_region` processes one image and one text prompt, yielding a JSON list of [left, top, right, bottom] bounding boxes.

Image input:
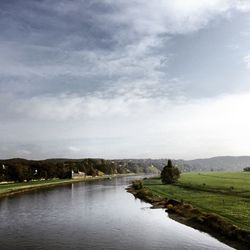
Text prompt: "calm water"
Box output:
[[0, 176, 234, 250]]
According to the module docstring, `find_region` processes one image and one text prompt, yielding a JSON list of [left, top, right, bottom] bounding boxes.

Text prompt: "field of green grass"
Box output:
[[0, 179, 75, 195], [144, 172, 250, 230], [0, 175, 117, 197]]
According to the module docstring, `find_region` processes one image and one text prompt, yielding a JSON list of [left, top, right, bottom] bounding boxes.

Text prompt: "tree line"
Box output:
[[0, 158, 129, 182]]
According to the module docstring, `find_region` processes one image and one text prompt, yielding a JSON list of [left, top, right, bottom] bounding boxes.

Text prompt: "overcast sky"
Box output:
[[1, 0, 250, 160]]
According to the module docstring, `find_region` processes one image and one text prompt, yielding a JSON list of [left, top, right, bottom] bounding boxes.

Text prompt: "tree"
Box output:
[[161, 160, 180, 184], [8, 164, 32, 182]]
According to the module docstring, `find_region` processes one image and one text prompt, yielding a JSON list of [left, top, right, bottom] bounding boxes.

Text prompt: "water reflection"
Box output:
[[0, 176, 234, 250]]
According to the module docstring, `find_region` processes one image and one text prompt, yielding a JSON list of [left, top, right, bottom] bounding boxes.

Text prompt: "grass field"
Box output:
[[143, 172, 250, 230], [0, 179, 76, 195], [0, 175, 119, 197]]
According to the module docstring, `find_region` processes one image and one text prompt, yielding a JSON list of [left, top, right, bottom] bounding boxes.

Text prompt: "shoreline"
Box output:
[[0, 173, 134, 200], [126, 182, 250, 250]]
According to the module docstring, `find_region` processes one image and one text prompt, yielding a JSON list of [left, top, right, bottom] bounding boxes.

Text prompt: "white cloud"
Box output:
[[235, 1, 250, 11], [1, 90, 250, 159], [16, 149, 31, 157], [68, 146, 81, 152], [104, 0, 248, 36]]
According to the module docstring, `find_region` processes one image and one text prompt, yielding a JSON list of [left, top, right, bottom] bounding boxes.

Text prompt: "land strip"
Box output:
[[127, 172, 250, 250], [0, 174, 133, 199]]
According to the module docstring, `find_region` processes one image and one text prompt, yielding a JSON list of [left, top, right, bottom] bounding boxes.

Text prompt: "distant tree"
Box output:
[[8, 164, 32, 182], [167, 159, 173, 168], [161, 160, 180, 184], [56, 163, 72, 179], [243, 167, 250, 172]]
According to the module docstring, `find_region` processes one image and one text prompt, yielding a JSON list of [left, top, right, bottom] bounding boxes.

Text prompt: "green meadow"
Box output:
[[143, 172, 250, 230], [0, 179, 74, 195], [0, 175, 118, 197]]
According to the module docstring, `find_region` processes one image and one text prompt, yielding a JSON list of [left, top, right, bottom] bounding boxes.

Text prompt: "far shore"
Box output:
[[0, 173, 135, 199]]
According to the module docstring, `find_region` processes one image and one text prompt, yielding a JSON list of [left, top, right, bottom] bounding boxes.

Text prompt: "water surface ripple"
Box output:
[[0, 176, 234, 250]]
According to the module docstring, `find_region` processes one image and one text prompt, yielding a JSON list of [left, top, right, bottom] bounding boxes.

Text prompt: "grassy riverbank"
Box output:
[[143, 172, 250, 230], [127, 172, 250, 249], [0, 174, 132, 199]]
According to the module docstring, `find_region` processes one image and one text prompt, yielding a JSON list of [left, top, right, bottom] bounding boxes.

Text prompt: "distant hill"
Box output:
[[112, 159, 161, 174], [182, 156, 250, 172], [113, 156, 250, 172]]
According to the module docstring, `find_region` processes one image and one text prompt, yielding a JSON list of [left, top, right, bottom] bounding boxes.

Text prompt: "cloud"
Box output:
[[68, 146, 81, 152], [0, 0, 249, 103], [0, 78, 185, 122], [16, 149, 31, 156], [1, 91, 250, 159], [243, 53, 250, 69], [235, 1, 250, 11], [1, 0, 250, 159], [100, 0, 250, 39], [0, 37, 169, 99]]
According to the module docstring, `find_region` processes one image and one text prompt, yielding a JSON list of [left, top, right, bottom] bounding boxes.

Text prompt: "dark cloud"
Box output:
[[0, 0, 119, 50], [1, 0, 249, 100]]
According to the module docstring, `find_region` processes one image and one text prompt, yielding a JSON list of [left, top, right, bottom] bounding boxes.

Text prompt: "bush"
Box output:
[[132, 180, 144, 190], [243, 167, 250, 172]]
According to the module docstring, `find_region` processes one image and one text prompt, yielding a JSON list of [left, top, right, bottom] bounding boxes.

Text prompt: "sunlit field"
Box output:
[[144, 172, 250, 230]]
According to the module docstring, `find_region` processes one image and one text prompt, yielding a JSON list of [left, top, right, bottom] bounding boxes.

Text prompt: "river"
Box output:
[[0, 176, 234, 250]]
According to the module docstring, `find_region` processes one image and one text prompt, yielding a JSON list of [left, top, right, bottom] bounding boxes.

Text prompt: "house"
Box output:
[[72, 170, 86, 178]]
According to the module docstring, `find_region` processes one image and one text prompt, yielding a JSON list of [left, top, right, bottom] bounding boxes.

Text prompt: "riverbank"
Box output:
[[127, 173, 250, 250], [0, 174, 134, 199]]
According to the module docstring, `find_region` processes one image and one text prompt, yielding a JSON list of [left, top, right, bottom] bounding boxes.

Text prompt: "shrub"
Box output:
[[166, 204, 174, 211], [132, 180, 144, 190]]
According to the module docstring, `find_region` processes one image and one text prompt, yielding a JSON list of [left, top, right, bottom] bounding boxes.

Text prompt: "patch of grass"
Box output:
[[0, 174, 128, 197], [0, 179, 73, 194], [144, 172, 250, 231]]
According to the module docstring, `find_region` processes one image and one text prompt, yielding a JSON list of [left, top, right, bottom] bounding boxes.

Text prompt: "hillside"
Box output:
[[148, 156, 250, 172], [182, 156, 250, 172], [116, 156, 250, 172]]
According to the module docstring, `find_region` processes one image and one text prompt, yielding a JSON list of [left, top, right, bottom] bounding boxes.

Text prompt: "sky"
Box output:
[[1, 0, 250, 160]]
